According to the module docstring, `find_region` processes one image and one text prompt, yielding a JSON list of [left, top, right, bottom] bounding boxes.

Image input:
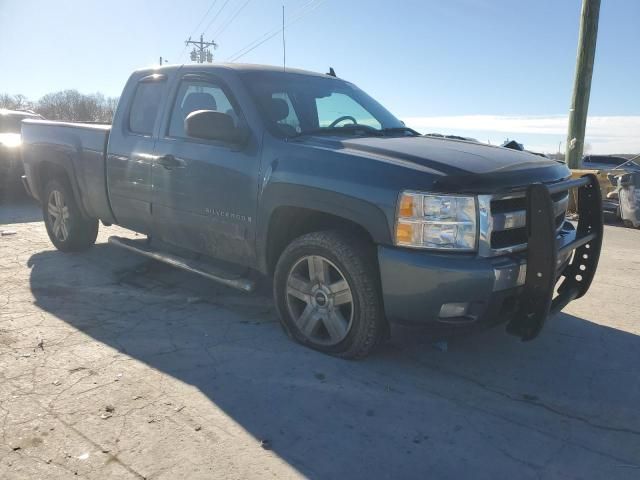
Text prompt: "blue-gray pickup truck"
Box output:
[[21, 64, 602, 358]]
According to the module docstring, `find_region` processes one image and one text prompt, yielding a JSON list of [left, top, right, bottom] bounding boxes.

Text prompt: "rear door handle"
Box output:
[[157, 154, 185, 169]]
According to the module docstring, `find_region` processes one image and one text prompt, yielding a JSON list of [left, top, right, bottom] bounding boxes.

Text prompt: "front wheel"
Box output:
[[43, 177, 98, 252], [274, 231, 387, 359]]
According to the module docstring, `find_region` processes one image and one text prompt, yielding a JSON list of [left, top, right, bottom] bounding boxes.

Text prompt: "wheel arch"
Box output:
[[262, 205, 383, 276], [33, 160, 89, 218]]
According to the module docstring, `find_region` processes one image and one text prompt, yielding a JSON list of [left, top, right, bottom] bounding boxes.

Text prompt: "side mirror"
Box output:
[[185, 110, 248, 145]]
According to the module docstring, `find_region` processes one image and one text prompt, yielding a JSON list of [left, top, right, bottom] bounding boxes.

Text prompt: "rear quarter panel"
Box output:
[[21, 120, 115, 223]]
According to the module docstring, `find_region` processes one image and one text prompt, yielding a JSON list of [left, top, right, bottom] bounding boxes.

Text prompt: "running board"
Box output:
[[108, 236, 255, 293]]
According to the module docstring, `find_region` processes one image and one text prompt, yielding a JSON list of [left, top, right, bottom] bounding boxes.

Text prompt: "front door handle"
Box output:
[[157, 154, 185, 169]]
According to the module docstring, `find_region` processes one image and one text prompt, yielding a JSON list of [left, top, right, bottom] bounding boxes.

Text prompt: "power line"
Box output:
[[227, 0, 325, 62], [202, 0, 232, 36], [225, 0, 316, 61], [211, 0, 252, 39], [189, 0, 219, 38]]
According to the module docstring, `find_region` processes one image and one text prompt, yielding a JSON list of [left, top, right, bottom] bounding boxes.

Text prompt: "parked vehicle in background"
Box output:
[[579, 154, 640, 224], [607, 171, 640, 228], [21, 64, 603, 358], [583, 154, 637, 172], [599, 155, 640, 228], [0, 109, 43, 197]]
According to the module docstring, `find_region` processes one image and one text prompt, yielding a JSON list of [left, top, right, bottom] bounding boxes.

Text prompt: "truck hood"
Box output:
[[339, 135, 559, 176], [290, 134, 571, 194], [296, 134, 561, 176]]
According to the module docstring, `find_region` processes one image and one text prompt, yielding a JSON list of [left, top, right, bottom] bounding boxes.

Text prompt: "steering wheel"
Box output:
[[328, 115, 357, 128]]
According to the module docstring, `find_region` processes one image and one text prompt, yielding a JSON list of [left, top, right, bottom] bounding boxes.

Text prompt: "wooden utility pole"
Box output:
[[566, 0, 601, 169], [185, 34, 217, 64]]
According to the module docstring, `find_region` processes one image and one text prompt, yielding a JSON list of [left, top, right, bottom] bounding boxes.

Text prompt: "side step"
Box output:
[[108, 236, 255, 293]]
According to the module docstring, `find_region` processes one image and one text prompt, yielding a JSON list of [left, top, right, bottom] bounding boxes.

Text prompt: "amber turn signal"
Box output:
[[398, 194, 416, 218]]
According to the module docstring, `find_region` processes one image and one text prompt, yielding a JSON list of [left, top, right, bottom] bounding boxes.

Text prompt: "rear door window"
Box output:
[[129, 81, 164, 135]]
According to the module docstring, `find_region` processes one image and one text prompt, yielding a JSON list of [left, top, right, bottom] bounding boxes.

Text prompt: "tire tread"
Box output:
[[42, 176, 98, 252]]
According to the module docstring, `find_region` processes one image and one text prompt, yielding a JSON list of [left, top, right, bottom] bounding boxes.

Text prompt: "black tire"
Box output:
[[42, 177, 98, 252], [274, 230, 387, 359]]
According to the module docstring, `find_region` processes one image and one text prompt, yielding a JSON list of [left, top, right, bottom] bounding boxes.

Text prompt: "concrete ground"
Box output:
[[1, 193, 639, 480]]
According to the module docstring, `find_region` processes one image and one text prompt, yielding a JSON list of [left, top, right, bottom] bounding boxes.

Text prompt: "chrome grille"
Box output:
[[478, 189, 570, 257]]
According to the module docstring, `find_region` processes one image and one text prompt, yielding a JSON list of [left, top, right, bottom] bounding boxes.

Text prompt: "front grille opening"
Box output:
[[488, 189, 570, 251], [492, 227, 527, 249], [491, 191, 568, 214], [491, 214, 567, 249]]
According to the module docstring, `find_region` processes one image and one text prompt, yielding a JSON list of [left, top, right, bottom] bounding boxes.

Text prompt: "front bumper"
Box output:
[[379, 174, 603, 340], [379, 245, 520, 330]]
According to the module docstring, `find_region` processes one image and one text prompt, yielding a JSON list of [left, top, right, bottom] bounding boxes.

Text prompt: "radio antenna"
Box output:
[[282, 5, 286, 71]]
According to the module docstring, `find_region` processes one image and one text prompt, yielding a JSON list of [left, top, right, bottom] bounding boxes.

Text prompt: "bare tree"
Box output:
[[37, 90, 101, 122], [0, 93, 33, 110], [102, 96, 120, 123], [1, 90, 119, 123]]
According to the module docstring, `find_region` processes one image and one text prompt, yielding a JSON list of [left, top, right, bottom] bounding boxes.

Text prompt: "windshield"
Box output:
[[0, 115, 27, 134], [240, 71, 406, 137]]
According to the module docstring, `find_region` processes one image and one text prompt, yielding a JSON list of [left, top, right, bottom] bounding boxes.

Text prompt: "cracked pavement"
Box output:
[[1, 194, 639, 479]]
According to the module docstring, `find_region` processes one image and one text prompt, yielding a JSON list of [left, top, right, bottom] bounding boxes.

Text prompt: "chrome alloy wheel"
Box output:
[[47, 189, 70, 242], [285, 255, 354, 345]]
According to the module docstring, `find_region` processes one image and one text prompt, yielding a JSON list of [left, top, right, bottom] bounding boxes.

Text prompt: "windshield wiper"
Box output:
[[290, 125, 419, 139], [291, 125, 383, 138], [379, 127, 420, 136]]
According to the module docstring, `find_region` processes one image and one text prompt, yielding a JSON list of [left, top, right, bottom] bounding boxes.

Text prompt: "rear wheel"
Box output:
[[43, 177, 98, 252], [274, 231, 387, 359]]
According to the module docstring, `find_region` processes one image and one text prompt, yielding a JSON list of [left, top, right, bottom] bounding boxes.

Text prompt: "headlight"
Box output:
[[395, 192, 478, 251], [0, 137, 22, 148]]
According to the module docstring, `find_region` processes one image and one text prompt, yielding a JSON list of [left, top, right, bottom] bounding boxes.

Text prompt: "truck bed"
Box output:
[[21, 120, 116, 223]]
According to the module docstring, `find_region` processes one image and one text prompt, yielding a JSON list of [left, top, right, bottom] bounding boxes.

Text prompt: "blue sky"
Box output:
[[1, 0, 638, 153]]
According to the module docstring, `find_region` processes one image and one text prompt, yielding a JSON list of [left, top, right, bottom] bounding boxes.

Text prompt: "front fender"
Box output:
[[256, 179, 394, 273], [259, 181, 392, 240], [253, 137, 441, 273]]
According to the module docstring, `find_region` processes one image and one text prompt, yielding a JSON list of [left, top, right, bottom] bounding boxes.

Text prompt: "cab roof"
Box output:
[[136, 62, 334, 79]]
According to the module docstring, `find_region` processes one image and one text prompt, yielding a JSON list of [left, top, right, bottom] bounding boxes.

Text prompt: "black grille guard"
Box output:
[[506, 174, 603, 341]]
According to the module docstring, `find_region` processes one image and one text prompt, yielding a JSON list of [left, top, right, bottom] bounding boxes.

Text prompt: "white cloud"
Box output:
[[402, 115, 640, 154]]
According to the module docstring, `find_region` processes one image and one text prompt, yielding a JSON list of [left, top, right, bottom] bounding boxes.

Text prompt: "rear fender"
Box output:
[[34, 155, 90, 219]]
